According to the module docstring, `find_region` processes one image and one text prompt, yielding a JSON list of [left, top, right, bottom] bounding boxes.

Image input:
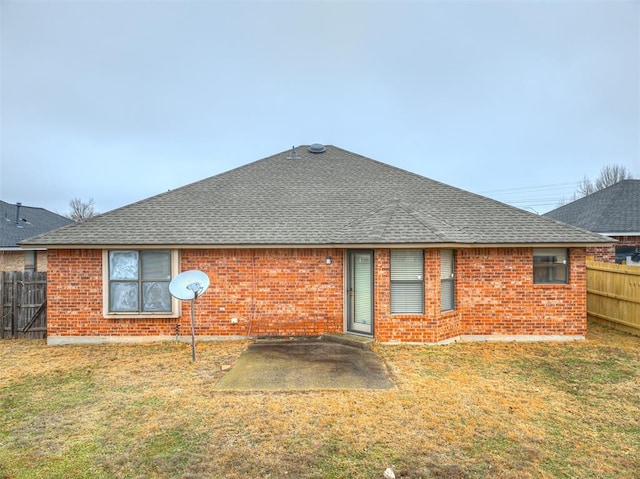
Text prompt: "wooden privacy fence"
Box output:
[[1, 271, 47, 339], [586, 260, 640, 336]]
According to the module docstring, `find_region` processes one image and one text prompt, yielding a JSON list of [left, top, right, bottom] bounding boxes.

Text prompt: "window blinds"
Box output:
[[390, 250, 424, 314]]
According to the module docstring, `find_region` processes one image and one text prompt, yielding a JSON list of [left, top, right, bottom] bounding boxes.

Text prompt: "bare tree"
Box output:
[[68, 197, 98, 222], [559, 163, 634, 206], [594, 164, 633, 190]]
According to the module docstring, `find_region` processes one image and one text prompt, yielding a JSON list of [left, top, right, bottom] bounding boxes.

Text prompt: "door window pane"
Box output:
[[353, 253, 372, 325]]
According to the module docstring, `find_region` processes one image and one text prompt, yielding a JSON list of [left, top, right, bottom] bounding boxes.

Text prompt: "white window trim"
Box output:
[[102, 249, 181, 319]]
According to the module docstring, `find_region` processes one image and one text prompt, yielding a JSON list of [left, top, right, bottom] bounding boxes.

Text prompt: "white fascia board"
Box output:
[[27, 241, 615, 250], [600, 232, 640, 237]]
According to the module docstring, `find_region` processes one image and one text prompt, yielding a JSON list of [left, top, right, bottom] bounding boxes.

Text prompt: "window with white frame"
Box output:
[[441, 249, 455, 311], [390, 249, 424, 314], [533, 248, 569, 284], [105, 250, 178, 316]]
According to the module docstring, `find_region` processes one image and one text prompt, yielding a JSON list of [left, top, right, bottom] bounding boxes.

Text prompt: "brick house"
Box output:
[[23, 145, 611, 345], [1, 201, 73, 272], [544, 180, 639, 263]]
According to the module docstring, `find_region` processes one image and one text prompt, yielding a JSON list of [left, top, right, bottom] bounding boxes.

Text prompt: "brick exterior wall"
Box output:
[[455, 248, 586, 337], [0, 251, 24, 272], [181, 249, 344, 337], [588, 235, 640, 263], [47, 248, 344, 339], [46, 246, 588, 343], [0, 250, 48, 272]]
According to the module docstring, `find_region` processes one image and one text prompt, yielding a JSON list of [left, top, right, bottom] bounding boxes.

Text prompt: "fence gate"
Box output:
[[1, 271, 47, 339]]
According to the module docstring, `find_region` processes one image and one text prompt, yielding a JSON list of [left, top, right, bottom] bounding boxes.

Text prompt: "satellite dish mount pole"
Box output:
[[169, 270, 210, 362], [187, 282, 201, 362]]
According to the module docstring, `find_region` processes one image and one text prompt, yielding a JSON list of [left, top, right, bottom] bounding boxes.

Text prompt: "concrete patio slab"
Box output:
[[214, 339, 394, 391]]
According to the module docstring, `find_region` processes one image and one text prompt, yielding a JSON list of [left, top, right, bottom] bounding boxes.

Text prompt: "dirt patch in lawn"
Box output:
[[1, 322, 638, 479], [215, 339, 395, 390]]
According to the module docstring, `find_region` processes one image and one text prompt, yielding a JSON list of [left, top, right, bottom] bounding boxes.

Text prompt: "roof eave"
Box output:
[[19, 240, 616, 250], [598, 232, 640, 237]]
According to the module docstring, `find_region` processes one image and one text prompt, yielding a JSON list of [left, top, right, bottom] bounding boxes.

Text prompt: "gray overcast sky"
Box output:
[[1, 0, 639, 216]]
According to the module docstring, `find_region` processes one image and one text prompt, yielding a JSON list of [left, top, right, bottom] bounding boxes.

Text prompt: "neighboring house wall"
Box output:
[[46, 246, 588, 342], [0, 250, 48, 272], [588, 245, 615, 263], [0, 251, 24, 271], [587, 236, 640, 263]]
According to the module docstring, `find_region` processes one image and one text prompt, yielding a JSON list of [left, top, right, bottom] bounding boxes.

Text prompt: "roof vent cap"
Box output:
[[308, 143, 326, 154], [286, 146, 301, 160]]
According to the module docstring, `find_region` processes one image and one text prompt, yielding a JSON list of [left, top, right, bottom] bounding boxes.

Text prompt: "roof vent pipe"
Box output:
[[15, 202, 22, 226], [286, 146, 301, 160]]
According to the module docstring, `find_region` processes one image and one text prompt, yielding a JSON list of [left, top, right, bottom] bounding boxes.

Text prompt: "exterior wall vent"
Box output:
[[308, 143, 326, 154]]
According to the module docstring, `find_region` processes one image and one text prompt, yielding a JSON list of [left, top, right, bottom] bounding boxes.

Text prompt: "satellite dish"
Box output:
[[169, 270, 210, 300], [169, 270, 210, 361]]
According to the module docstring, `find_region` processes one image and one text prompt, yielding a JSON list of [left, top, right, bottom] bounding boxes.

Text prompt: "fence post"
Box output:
[[0, 272, 4, 339], [11, 273, 19, 338]]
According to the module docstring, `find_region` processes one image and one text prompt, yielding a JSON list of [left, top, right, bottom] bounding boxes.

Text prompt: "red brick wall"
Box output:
[[47, 248, 344, 339], [372, 247, 586, 342], [374, 249, 459, 343], [456, 248, 587, 336], [588, 236, 640, 263], [47, 246, 587, 342], [181, 249, 343, 337]]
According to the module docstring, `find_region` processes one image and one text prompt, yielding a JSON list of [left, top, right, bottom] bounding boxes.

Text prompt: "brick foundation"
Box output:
[[46, 246, 588, 343]]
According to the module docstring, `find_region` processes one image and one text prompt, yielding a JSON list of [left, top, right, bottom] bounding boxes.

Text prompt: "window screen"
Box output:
[[390, 250, 424, 314]]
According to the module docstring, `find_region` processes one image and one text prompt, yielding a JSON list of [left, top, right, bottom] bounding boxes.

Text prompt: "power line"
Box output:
[[478, 182, 578, 213], [479, 182, 576, 196]]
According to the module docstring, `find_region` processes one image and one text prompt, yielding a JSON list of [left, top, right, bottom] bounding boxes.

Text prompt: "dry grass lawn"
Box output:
[[1, 322, 638, 478]]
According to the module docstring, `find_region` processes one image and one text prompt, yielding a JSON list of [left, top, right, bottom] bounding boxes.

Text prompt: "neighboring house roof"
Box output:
[[1, 200, 74, 249], [544, 179, 640, 235], [22, 145, 610, 248]]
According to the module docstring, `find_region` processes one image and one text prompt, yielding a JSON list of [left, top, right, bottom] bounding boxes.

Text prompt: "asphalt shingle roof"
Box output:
[[22, 146, 610, 247], [1, 201, 73, 248], [543, 180, 640, 234]]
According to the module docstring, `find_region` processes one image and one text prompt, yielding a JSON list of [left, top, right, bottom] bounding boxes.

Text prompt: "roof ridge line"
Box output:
[[394, 200, 454, 242]]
